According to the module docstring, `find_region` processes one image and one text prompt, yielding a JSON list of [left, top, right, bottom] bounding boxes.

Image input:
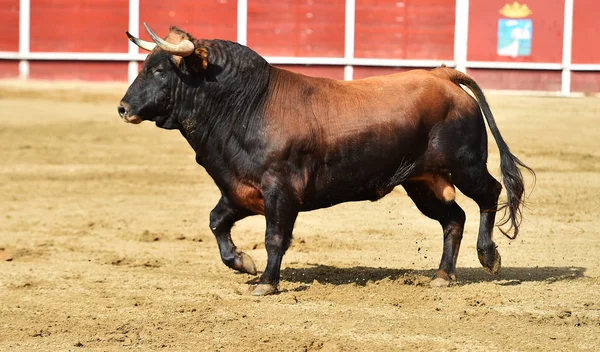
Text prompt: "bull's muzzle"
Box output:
[[118, 101, 142, 124]]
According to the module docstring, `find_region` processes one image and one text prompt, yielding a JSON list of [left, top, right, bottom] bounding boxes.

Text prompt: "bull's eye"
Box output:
[[153, 68, 165, 76]]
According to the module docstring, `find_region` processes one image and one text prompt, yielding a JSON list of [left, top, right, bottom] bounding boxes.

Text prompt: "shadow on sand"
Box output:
[[280, 264, 586, 287]]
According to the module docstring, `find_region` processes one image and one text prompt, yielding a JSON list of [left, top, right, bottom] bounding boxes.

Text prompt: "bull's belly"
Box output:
[[299, 160, 416, 211], [300, 183, 387, 211], [297, 138, 424, 211]]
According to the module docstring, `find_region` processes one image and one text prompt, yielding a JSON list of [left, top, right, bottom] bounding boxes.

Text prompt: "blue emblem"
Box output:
[[497, 19, 532, 57]]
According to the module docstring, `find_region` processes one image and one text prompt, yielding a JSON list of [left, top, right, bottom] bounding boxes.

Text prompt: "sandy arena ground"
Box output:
[[0, 79, 599, 351]]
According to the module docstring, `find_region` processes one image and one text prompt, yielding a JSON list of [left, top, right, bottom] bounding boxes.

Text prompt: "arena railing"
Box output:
[[1, 0, 598, 96]]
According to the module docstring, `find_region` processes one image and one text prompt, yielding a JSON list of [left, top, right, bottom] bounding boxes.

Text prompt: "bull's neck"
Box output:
[[176, 40, 272, 169]]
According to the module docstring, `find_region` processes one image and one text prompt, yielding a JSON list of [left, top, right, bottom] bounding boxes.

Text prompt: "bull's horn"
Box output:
[[125, 31, 157, 52], [144, 22, 195, 57]]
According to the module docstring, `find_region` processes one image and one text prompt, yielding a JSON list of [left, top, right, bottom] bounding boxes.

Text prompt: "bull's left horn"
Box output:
[[125, 32, 157, 52], [143, 22, 195, 57]]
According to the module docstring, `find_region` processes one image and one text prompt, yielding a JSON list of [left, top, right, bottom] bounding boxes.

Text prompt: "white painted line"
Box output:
[[127, 61, 138, 83], [267, 57, 454, 67], [0, 52, 451, 67], [237, 0, 248, 45], [128, 0, 140, 83], [344, 65, 353, 80], [128, 0, 140, 41], [484, 89, 585, 97], [454, 0, 469, 73], [6, 50, 600, 75], [466, 61, 562, 70], [561, 0, 574, 95], [18, 0, 30, 79], [344, 0, 355, 80], [0, 52, 147, 61], [571, 64, 600, 71]]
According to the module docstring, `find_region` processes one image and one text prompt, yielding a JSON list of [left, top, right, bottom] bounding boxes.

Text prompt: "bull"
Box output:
[[119, 24, 534, 295]]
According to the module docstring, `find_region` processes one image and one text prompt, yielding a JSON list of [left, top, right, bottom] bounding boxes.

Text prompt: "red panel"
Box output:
[[0, 61, 19, 78], [353, 66, 423, 80], [274, 65, 344, 80], [30, 0, 128, 53], [29, 61, 128, 81], [572, 0, 600, 64], [247, 0, 345, 57], [0, 0, 19, 51], [571, 72, 600, 93], [467, 0, 564, 63], [140, 0, 237, 49], [355, 0, 455, 60], [466, 68, 561, 91]]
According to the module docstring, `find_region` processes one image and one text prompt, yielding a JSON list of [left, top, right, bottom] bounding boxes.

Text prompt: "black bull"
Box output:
[[118, 24, 534, 295]]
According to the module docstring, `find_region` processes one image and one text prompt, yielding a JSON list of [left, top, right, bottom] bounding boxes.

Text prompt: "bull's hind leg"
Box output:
[[209, 196, 257, 275], [452, 166, 503, 274], [403, 181, 466, 287]]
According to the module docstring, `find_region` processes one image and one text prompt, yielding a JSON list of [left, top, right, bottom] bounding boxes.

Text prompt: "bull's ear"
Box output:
[[196, 46, 209, 70], [183, 45, 209, 72]]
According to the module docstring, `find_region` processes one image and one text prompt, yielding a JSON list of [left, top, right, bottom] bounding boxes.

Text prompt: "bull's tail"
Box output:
[[435, 66, 535, 239]]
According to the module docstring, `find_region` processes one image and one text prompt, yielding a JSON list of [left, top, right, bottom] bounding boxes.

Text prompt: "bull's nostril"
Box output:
[[118, 106, 126, 118]]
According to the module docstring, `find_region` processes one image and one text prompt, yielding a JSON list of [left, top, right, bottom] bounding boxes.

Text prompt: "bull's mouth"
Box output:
[[123, 115, 143, 124]]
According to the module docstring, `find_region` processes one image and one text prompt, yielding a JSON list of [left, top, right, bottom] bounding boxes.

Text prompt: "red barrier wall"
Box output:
[[1, 0, 599, 93], [0, 61, 19, 79], [140, 0, 237, 46], [572, 0, 600, 64], [0, 0, 19, 52], [355, 0, 455, 60], [30, 0, 129, 53], [467, 68, 562, 92], [248, 0, 345, 57], [571, 72, 600, 94], [571, 0, 600, 92], [29, 61, 128, 81], [0, 0, 20, 78]]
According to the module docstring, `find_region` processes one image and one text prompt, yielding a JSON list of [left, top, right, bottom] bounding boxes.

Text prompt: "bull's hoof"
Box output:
[[478, 247, 501, 275], [430, 277, 451, 288], [238, 252, 257, 275], [251, 283, 278, 296], [430, 270, 456, 288]]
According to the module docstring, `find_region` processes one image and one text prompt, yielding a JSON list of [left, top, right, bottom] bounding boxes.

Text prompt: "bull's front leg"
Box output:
[[251, 182, 299, 296], [209, 196, 257, 275]]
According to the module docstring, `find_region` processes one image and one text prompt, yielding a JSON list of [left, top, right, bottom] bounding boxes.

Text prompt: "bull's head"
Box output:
[[118, 23, 208, 129]]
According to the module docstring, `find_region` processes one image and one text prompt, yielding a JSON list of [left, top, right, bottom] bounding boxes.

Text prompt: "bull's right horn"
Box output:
[[125, 32, 157, 52], [144, 22, 195, 57]]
